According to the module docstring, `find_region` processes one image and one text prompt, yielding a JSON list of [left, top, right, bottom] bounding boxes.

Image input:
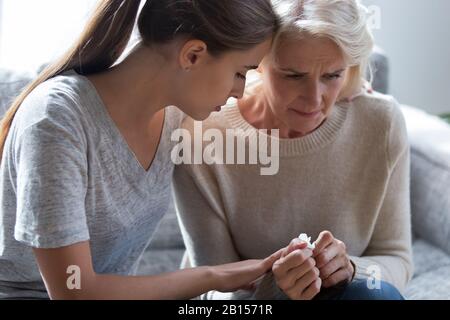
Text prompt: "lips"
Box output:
[[290, 109, 322, 118]]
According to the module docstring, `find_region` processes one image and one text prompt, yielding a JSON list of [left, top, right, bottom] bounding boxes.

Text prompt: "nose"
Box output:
[[229, 80, 246, 100], [303, 80, 322, 109]]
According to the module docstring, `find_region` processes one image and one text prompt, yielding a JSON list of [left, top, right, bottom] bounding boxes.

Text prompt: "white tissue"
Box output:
[[298, 233, 316, 249]]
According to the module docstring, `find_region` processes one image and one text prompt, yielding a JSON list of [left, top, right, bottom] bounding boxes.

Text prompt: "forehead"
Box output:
[[274, 36, 345, 69]]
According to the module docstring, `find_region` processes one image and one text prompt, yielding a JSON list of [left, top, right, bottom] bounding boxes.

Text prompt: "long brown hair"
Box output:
[[0, 0, 279, 159]]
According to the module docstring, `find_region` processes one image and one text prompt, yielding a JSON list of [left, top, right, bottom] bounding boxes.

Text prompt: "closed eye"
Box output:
[[236, 73, 247, 81], [286, 73, 306, 80], [324, 73, 343, 80]]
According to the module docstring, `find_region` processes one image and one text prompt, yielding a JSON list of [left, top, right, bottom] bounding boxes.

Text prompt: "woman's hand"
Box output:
[[272, 239, 322, 300], [211, 248, 284, 293], [313, 231, 355, 288]]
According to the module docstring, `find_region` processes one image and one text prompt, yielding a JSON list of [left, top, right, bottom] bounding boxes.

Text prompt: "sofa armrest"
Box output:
[[401, 105, 450, 256], [369, 46, 390, 94]]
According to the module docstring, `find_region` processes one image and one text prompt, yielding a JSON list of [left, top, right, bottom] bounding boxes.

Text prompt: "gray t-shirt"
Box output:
[[0, 71, 184, 299]]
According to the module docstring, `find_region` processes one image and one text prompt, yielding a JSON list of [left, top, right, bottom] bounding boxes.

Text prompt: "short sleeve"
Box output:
[[13, 105, 90, 249]]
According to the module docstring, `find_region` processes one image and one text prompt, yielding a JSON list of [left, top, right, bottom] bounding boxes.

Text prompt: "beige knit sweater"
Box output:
[[173, 91, 414, 299]]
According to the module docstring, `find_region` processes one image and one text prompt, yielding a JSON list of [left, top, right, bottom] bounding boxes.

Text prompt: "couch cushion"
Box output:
[[410, 239, 450, 277], [0, 69, 36, 119], [136, 248, 185, 276], [405, 239, 450, 300], [147, 198, 185, 250], [401, 105, 450, 256], [406, 266, 450, 300], [369, 46, 389, 94]]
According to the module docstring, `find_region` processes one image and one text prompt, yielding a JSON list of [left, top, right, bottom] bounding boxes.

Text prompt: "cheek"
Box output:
[[189, 77, 225, 106], [266, 76, 296, 106], [271, 79, 287, 95], [333, 78, 346, 94], [207, 69, 235, 98], [323, 82, 344, 110]]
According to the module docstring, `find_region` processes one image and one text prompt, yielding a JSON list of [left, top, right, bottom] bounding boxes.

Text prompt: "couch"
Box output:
[[1, 50, 449, 300]]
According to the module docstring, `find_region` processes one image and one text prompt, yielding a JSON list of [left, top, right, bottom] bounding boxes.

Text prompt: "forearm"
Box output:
[[55, 266, 217, 300], [349, 255, 412, 292], [173, 164, 243, 300]]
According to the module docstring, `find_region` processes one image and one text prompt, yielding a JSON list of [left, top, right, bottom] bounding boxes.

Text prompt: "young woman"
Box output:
[[174, 0, 412, 300], [0, 0, 287, 300]]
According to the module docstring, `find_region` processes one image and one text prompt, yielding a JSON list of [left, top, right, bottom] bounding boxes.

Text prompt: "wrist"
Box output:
[[203, 266, 220, 292]]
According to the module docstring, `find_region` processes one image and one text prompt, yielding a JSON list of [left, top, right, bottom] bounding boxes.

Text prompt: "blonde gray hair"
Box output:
[[272, 0, 374, 98]]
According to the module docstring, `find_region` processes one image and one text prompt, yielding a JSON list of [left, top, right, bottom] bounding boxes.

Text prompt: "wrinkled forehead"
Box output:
[[270, 34, 347, 70]]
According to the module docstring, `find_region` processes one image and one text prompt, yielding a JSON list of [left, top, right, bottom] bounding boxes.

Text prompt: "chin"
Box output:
[[189, 111, 212, 122]]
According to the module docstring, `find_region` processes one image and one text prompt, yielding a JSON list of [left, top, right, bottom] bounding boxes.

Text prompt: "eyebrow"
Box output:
[[244, 65, 259, 70], [279, 68, 345, 75]]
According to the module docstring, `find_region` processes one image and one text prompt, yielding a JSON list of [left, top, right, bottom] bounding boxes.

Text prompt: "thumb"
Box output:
[[262, 248, 285, 271], [284, 240, 308, 257]]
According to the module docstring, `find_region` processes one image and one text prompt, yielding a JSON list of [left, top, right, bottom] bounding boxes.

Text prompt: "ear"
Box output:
[[179, 40, 208, 71]]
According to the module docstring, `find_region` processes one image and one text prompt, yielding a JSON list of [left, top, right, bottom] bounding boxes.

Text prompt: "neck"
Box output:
[[87, 44, 174, 130]]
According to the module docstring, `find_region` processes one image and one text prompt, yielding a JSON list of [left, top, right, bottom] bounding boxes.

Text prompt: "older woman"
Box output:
[[173, 0, 412, 300]]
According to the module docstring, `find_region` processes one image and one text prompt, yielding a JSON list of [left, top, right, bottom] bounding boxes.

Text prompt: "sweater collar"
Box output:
[[223, 101, 349, 157]]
